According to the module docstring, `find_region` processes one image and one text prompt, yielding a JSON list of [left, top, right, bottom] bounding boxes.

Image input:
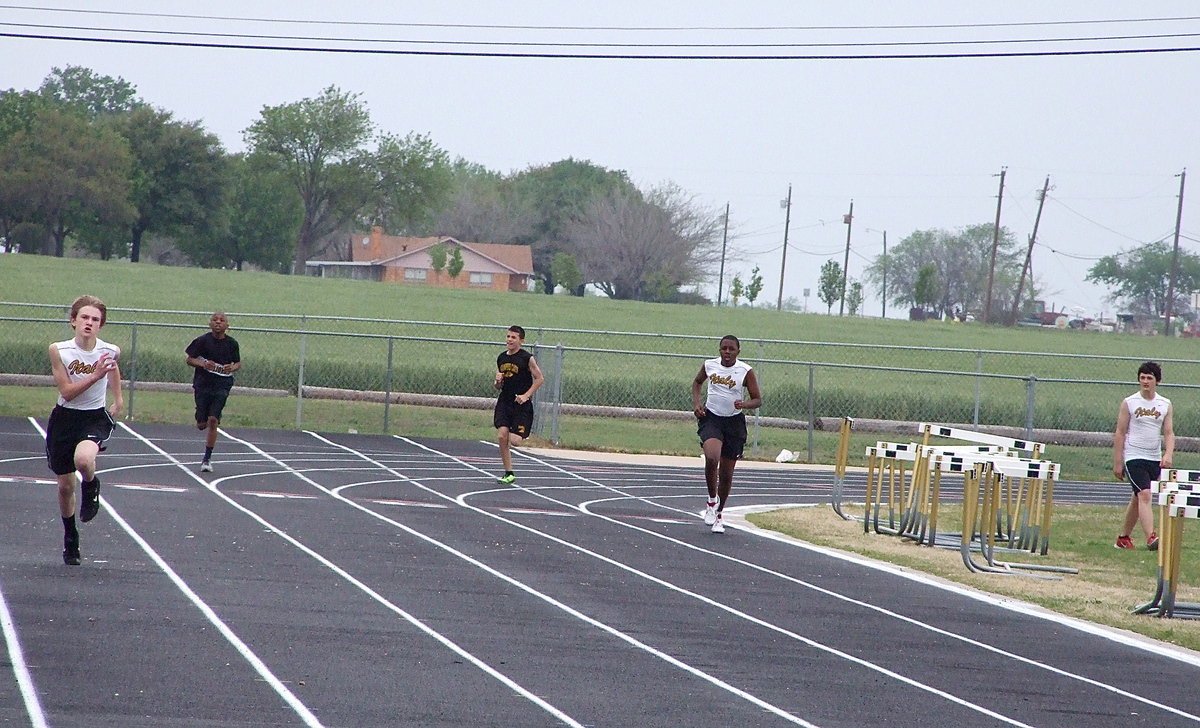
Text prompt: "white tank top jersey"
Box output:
[[1123, 391, 1171, 461], [702, 357, 753, 417], [54, 337, 120, 410]]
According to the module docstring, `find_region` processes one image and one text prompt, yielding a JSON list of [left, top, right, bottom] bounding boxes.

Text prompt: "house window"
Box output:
[[469, 272, 493, 287], [404, 268, 427, 282]]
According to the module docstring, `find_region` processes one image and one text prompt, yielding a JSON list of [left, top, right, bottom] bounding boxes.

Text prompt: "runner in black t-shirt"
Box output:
[[493, 325, 543, 484], [185, 312, 241, 473]]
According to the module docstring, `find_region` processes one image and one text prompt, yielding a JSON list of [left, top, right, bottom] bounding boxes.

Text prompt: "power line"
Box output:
[[7, 20, 1200, 50], [3, 30, 1200, 60], [3, 5, 1198, 33]]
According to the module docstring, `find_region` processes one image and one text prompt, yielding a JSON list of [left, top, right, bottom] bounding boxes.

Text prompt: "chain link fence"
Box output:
[[4, 302, 1200, 456]]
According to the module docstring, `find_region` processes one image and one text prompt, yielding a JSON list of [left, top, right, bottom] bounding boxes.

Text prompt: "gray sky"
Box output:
[[4, 1, 1198, 318]]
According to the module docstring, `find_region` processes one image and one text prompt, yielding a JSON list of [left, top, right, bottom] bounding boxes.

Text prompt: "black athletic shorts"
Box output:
[[697, 412, 748, 460], [494, 397, 534, 438], [1125, 458, 1161, 493], [45, 405, 114, 475], [194, 388, 231, 424]]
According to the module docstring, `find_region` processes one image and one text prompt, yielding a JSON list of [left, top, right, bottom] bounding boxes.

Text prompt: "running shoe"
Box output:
[[200, 460, 213, 473], [1114, 534, 1135, 550], [701, 503, 718, 526], [497, 473, 517, 485], [711, 514, 725, 534], [80, 476, 101, 523], [1147, 532, 1159, 551]]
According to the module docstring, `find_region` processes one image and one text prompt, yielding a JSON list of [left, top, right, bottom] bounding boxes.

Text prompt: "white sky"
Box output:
[[3, 1, 1198, 318]]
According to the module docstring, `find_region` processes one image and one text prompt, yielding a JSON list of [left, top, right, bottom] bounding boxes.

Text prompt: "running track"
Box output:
[[0, 415, 1195, 727]]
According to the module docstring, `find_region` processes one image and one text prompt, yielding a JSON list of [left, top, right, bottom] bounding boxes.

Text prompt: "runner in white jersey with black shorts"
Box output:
[[46, 295, 123, 565], [1113, 360, 1174, 551], [692, 335, 762, 534]]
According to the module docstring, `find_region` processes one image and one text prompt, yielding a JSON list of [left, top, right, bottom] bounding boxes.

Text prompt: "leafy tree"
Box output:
[[730, 274, 744, 306], [177, 154, 301, 271], [566, 183, 723, 301], [1087, 240, 1200, 318], [865, 224, 1022, 321], [38, 66, 142, 118], [914, 264, 938, 311], [510, 158, 638, 294], [447, 245, 464, 279], [846, 279, 864, 316], [428, 241, 447, 273], [817, 259, 843, 314], [431, 159, 536, 246], [107, 106, 227, 262], [244, 86, 376, 273], [0, 107, 134, 256], [550, 252, 583, 292], [364, 131, 453, 234], [745, 265, 764, 306]]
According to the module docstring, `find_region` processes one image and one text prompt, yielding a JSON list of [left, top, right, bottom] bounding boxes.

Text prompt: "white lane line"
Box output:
[[115, 423, 329, 728], [499, 445, 1200, 723], [0, 574, 48, 728], [312, 433, 825, 728], [212, 429, 588, 728]]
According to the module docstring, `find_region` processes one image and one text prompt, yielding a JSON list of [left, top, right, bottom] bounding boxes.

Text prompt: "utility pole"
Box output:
[[776, 184, 792, 311], [717, 203, 729, 306], [983, 167, 1007, 324], [838, 199, 853, 316], [1164, 169, 1187, 336], [881, 230, 887, 319], [1011, 176, 1050, 325]]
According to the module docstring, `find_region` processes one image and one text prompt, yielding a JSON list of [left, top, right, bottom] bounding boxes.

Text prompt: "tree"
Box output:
[[364, 131, 453, 234], [817, 259, 843, 314], [846, 279, 864, 316], [177, 154, 301, 271], [107, 106, 227, 262], [865, 224, 1022, 320], [447, 245, 464, 279], [510, 158, 638, 294], [914, 264, 939, 312], [0, 107, 134, 256], [550, 252, 582, 292], [38, 66, 142, 117], [428, 241, 448, 273], [566, 183, 723, 301], [1087, 240, 1200, 318], [745, 265, 764, 306], [244, 86, 376, 274], [431, 159, 536, 246], [730, 274, 744, 306]]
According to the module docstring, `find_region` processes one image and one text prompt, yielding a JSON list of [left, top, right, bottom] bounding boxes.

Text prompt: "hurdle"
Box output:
[[1133, 469, 1200, 618], [831, 417, 855, 520]]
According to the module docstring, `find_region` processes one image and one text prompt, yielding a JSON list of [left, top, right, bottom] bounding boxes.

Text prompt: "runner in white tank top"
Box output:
[[1112, 361, 1174, 551]]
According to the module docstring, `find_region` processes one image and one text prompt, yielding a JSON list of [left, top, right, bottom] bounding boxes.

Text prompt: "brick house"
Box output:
[[307, 227, 534, 292]]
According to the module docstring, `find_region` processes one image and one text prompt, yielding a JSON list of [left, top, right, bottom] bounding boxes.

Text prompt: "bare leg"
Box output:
[[205, 416, 219, 448], [716, 457, 737, 512], [499, 427, 525, 471], [701, 438, 722, 500], [57, 472, 78, 518], [1136, 489, 1155, 538]]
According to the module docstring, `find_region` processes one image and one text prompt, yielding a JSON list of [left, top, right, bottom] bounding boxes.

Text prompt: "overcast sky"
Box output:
[[4, 2, 1198, 319]]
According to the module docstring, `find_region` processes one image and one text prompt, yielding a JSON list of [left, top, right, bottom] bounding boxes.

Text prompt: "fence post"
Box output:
[[1025, 374, 1037, 437], [127, 322, 138, 420], [383, 337, 394, 433], [807, 364, 815, 462], [973, 350, 983, 425], [295, 316, 306, 429], [551, 344, 564, 445]]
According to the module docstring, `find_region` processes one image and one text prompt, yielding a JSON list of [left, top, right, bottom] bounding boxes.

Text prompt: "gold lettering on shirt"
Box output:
[[67, 360, 97, 375], [710, 373, 736, 389], [1132, 406, 1162, 419]]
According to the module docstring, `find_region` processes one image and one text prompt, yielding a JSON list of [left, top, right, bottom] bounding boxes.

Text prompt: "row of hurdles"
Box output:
[[829, 419, 1077, 579]]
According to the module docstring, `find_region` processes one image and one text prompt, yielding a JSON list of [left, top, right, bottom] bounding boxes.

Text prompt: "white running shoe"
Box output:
[[200, 460, 213, 473], [702, 503, 718, 525], [711, 515, 725, 534]]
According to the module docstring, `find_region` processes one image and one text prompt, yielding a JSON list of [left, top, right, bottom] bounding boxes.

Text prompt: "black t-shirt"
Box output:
[[496, 348, 533, 400], [186, 332, 240, 391]]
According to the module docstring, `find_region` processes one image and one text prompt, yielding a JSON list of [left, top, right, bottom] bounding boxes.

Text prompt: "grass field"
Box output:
[[6, 254, 1200, 647]]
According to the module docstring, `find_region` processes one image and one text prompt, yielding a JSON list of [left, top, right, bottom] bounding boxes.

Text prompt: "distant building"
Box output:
[[306, 227, 534, 292]]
